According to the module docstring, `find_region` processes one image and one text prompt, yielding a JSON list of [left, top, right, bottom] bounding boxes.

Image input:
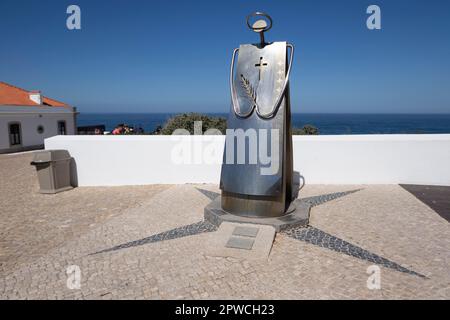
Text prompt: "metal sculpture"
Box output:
[[205, 12, 309, 230]]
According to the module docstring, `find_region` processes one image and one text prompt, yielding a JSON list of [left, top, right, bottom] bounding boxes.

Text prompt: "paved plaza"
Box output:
[[0, 152, 449, 299]]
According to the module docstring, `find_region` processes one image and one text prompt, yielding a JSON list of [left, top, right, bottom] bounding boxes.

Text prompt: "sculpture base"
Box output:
[[204, 196, 310, 232]]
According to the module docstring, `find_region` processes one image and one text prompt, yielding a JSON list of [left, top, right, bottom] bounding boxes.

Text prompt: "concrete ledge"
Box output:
[[204, 222, 276, 261], [204, 197, 311, 232], [44, 134, 450, 186]]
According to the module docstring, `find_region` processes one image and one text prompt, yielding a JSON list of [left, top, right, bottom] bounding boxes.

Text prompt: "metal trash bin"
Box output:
[[30, 150, 73, 194]]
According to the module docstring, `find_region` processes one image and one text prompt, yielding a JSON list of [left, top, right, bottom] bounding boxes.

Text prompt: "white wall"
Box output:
[[45, 134, 450, 186], [0, 105, 76, 151]]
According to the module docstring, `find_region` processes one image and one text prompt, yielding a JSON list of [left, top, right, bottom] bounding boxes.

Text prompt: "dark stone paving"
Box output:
[[93, 221, 217, 255], [196, 188, 220, 201], [401, 184, 450, 222], [283, 226, 426, 278], [302, 189, 362, 207]]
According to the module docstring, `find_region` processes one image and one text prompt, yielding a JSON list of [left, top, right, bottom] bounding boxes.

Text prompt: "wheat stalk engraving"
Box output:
[[240, 74, 257, 105]]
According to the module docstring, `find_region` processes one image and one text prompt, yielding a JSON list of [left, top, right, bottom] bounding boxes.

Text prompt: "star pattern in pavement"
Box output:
[[92, 187, 425, 278]]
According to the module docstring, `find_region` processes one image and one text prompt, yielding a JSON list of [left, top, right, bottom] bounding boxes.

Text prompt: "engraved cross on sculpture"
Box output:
[[255, 56, 268, 81]]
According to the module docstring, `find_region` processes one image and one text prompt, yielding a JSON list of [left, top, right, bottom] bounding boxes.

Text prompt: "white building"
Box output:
[[0, 82, 77, 154]]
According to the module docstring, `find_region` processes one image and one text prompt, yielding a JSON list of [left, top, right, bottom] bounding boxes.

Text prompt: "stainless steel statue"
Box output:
[[205, 12, 309, 230]]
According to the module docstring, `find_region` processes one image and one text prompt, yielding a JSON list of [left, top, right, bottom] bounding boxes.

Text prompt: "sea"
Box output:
[[77, 113, 450, 135]]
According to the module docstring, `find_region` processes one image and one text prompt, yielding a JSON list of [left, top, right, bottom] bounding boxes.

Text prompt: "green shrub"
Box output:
[[157, 113, 319, 136], [292, 124, 319, 135], [158, 113, 227, 135]]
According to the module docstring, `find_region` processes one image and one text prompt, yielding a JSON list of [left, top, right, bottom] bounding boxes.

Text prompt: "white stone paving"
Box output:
[[1, 182, 449, 299]]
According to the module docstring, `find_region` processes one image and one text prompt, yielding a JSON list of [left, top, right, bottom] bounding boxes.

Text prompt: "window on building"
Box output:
[[58, 121, 67, 135], [9, 123, 22, 146]]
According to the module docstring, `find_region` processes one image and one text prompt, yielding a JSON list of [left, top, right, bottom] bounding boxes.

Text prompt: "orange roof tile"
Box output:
[[0, 81, 69, 107]]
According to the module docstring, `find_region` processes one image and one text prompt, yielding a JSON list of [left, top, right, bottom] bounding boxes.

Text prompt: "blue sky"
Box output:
[[1, 0, 450, 113]]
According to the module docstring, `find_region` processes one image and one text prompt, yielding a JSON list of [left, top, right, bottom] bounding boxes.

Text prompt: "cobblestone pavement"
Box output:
[[1, 153, 450, 299], [0, 153, 169, 275]]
